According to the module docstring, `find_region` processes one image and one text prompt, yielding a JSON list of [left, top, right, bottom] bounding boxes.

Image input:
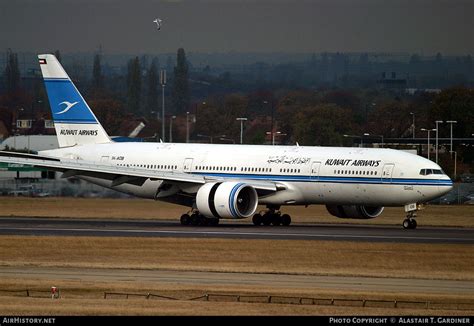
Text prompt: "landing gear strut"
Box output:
[[180, 210, 219, 226], [402, 204, 418, 229], [252, 206, 292, 226]]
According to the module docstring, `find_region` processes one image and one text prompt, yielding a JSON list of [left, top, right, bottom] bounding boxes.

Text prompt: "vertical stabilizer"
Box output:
[[38, 54, 111, 147]]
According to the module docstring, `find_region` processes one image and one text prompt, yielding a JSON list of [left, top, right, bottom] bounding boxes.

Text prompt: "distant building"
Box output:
[[0, 135, 58, 152], [377, 72, 407, 89], [405, 88, 441, 95], [0, 121, 8, 140]]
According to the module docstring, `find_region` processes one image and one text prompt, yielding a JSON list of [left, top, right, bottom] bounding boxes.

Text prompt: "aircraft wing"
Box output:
[[0, 151, 281, 192], [0, 151, 205, 185]]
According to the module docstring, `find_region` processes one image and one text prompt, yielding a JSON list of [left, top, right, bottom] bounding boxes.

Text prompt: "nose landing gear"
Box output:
[[402, 215, 417, 229], [402, 204, 419, 229]]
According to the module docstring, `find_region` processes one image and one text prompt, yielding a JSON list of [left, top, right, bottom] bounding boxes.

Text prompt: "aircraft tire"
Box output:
[[402, 219, 411, 229], [180, 214, 191, 226], [271, 214, 281, 226], [190, 213, 200, 226], [252, 214, 262, 226], [262, 213, 272, 226], [410, 219, 417, 229], [281, 214, 291, 226]]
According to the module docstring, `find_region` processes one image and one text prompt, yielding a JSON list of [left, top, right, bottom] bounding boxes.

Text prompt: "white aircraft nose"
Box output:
[[438, 177, 454, 197]]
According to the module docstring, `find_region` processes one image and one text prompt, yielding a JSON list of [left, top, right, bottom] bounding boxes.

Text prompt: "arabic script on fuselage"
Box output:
[[267, 156, 311, 165]]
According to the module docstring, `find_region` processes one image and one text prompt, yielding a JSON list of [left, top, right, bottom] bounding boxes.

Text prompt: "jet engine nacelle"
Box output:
[[325, 205, 384, 219], [196, 182, 258, 219]]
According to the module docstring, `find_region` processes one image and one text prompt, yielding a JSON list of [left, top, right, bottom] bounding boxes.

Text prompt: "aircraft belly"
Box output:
[[313, 183, 424, 206]]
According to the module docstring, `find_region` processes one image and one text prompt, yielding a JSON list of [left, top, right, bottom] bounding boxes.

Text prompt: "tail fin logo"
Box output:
[[57, 101, 79, 114]]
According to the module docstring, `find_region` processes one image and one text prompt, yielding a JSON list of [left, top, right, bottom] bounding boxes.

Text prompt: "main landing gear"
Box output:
[[252, 206, 292, 226], [402, 204, 419, 229], [180, 211, 219, 226]]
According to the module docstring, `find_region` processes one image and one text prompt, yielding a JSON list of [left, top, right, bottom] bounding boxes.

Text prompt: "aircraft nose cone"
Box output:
[[439, 177, 454, 196]]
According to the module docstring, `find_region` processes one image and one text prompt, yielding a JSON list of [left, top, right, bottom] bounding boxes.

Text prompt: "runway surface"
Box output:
[[0, 217, 473, 244], [1, 266, 473, 295]]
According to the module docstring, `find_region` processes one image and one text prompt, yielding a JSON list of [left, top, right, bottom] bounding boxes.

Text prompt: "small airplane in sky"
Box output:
[[153, 18, 162, 30]]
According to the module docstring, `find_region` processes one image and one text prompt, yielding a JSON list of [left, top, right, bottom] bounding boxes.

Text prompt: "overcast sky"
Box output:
[[1, 0, 472, 55]]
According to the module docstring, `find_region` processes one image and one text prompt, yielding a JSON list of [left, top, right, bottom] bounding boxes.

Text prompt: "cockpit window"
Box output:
[[420, 168, 444, 175]]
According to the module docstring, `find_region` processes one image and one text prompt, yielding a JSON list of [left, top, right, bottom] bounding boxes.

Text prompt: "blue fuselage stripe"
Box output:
[[192, 172, 453, 187]]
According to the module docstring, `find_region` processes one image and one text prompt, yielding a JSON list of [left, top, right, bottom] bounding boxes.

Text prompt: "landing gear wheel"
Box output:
[[190, 213, 200, 226], [403, 219, 417, 229], [281, 214, 291, 226], [402, 219, 410, 229], [403, 204, 420, 230], [271, 214, 282, 226], [252, 214, 262, 226], [262, 213, 272, 226], [180, 214, 191, 226]]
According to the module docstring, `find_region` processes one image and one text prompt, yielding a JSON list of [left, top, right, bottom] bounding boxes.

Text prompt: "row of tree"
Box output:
[[1, 48, 191, 118], [1, 49, 473, 176]]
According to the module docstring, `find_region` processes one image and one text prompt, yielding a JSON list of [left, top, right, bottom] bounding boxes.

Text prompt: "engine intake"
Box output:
[[196, 182, 258, 219], [326, 205, 384, 219]]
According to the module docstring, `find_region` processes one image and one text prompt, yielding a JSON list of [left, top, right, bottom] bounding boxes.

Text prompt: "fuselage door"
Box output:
[[381, 163, 395, 183], [310, 161, 321, 180], [183, 158, 194, 173]]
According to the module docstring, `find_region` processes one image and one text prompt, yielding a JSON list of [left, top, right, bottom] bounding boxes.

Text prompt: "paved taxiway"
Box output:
[[0, 217, 473, 244], [1, 266, 474, 295]]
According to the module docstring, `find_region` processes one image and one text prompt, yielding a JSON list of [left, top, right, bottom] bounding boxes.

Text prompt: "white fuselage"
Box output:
[[40, 142, 453, 207]]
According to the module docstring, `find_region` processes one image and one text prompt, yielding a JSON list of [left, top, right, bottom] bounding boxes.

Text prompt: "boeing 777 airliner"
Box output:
[[0, 55, 453, 229]]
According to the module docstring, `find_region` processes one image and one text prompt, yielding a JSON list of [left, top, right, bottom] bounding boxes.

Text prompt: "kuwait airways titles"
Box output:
[[325, 158, 381, 167], [59, 130, 99, 136]]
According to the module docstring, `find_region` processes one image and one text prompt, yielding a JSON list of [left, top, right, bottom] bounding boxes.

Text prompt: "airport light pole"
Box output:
[[446, 120, 457, 154], [421, 128, 436, 161], [362, 133, 369, 147], [377, 134, 384, 148], [343, 134, 361, 147], [219, 135, 235, 144], [364, 133, 384, 148], [186, 111, 190, 143], [267, 131, 286, 145], [266, 131, 273, 145], [435, 120, 443, 163], [263, 100, 274, 140], [410, 112, 415, 139], [169, 115, 176, 143], [236, 117, 247, 144], [160, 70, 166, 142], [450, 151, 457, 180], [197, 134, 213, 143]]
